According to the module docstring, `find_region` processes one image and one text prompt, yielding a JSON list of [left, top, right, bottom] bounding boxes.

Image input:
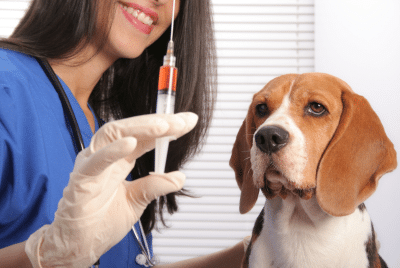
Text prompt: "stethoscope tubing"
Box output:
[[132, 221, 156, 267], [36, 58, 86, 154]]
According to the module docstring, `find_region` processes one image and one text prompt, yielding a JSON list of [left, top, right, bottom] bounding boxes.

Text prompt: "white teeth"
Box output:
[[144, 16, 153, 25], [138, 12, 146, 21], [120, 4, 154, 26]]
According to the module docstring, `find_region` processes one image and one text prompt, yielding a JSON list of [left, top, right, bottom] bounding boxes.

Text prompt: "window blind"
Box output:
[[0, 0, 315, 264], [153, 0, 314, 264], [0, 0, 30, 38]]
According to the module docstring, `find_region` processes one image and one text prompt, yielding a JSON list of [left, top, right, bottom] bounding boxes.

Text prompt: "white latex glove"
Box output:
[[243, 236, 251, 253], [25, 112, 198, 268]]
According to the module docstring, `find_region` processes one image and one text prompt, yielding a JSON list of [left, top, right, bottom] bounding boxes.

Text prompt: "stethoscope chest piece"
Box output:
[[135, 253, 147, 266], [135, 254, 159, 267]]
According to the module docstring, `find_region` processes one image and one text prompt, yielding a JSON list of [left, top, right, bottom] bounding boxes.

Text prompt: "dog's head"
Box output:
[[230, 73, 397, 216]]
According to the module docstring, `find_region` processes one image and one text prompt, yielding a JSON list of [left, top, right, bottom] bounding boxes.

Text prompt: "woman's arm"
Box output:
[[0, 241, 33, 268], [156, 240, 245, 268]]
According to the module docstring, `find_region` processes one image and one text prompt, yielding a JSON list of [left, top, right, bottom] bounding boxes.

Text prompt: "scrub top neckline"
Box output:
[[56, 76, 100, 142]]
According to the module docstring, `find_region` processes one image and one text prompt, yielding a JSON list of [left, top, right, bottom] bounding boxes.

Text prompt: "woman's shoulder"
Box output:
[[0, 48, 39, 82], [0, 48, 51, 108], [0, 48, 52, 134]]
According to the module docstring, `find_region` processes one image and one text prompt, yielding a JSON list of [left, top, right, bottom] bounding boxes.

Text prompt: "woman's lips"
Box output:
[[119, 3, 158, 35]]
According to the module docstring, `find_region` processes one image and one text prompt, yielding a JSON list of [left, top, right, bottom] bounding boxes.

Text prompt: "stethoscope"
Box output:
[[132, 221, 158, 267], [37, 58, 157, 267]]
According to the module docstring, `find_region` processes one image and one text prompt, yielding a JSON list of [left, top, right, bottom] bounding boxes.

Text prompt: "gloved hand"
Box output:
[[25, 112, 198, 268], [243, 236, 251, 253]]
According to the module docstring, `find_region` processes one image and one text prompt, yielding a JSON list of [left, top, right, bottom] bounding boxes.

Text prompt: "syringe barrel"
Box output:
[[157, 65, 177, 114], [155, 65, 177, 174], [158, 66, 177, 93], [156, 90, 175, 115]]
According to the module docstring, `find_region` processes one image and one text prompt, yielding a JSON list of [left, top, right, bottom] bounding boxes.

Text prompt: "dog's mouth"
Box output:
[[261, 164, 315, 200]]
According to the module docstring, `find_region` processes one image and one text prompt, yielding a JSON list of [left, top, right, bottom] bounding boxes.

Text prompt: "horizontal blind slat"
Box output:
[[0, 0, 30, 37]]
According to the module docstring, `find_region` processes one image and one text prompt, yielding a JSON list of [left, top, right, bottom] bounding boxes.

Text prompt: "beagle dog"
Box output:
[[229, 73, 397, 268]]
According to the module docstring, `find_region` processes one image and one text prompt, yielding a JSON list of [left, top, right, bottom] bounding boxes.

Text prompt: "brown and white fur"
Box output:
[[229, 73, 397, 268]]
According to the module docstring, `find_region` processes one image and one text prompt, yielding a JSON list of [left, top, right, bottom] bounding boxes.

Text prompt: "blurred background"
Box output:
[[1, 0, 398, 266]]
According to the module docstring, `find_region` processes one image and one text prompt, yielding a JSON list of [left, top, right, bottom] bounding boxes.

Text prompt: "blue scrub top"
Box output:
[[0, 49, 153, 267]]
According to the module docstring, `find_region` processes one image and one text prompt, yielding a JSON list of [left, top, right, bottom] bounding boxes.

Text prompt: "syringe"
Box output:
[[155, 0, 177, 174]]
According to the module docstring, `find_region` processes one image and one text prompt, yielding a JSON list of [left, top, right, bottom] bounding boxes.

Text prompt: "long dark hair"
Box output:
[[0, 0, 217, 234]]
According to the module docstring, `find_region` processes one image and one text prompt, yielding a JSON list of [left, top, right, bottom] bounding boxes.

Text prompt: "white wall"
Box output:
[[315, 1, 400, 266]]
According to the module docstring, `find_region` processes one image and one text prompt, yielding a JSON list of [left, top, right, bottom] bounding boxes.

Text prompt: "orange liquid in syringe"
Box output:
[[158, 66, 177, 92]]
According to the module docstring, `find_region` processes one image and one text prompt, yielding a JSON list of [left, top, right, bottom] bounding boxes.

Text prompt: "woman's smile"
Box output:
[[118, 2, 159, 34], [104, 0, 179, 60]]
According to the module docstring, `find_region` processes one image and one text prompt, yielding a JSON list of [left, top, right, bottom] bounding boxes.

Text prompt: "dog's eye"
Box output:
[[256, 104, 269, 117], [307, 102, 327, 116]]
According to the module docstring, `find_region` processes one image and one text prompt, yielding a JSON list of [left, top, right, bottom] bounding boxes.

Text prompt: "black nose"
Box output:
[[255, 126, 289, 154]]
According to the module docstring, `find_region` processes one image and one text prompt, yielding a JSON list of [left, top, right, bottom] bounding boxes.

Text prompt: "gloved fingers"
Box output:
[[125, 171, 186, 209], [89, 112, 198, 154], [124, 112, 199, 162], [78, 137, 138, 176], [172, 112, 199, 139], [243, 235, 252, 253]]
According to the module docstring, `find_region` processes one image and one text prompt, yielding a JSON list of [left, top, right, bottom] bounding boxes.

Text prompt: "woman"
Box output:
[[0, 0, 246, 267]]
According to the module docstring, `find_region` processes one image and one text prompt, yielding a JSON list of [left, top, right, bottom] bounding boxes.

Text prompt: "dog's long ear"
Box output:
[[316, 90, 397, 216], [229, 111, 259, 214]]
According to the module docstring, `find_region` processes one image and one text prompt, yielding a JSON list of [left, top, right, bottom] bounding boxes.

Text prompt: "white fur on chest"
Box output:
[[249, 196, 371, 268]]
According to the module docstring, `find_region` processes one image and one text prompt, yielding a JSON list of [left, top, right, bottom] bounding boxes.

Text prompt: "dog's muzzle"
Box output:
[[255, 125, 315, 200]]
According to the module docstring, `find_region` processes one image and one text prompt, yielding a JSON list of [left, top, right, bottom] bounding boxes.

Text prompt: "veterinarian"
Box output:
[[0, 0, 246, 267]]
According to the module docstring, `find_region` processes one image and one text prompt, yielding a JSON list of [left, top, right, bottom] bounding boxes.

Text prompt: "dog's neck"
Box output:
[[268, 193, 330, 228], [252, 194, 372, 267]]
